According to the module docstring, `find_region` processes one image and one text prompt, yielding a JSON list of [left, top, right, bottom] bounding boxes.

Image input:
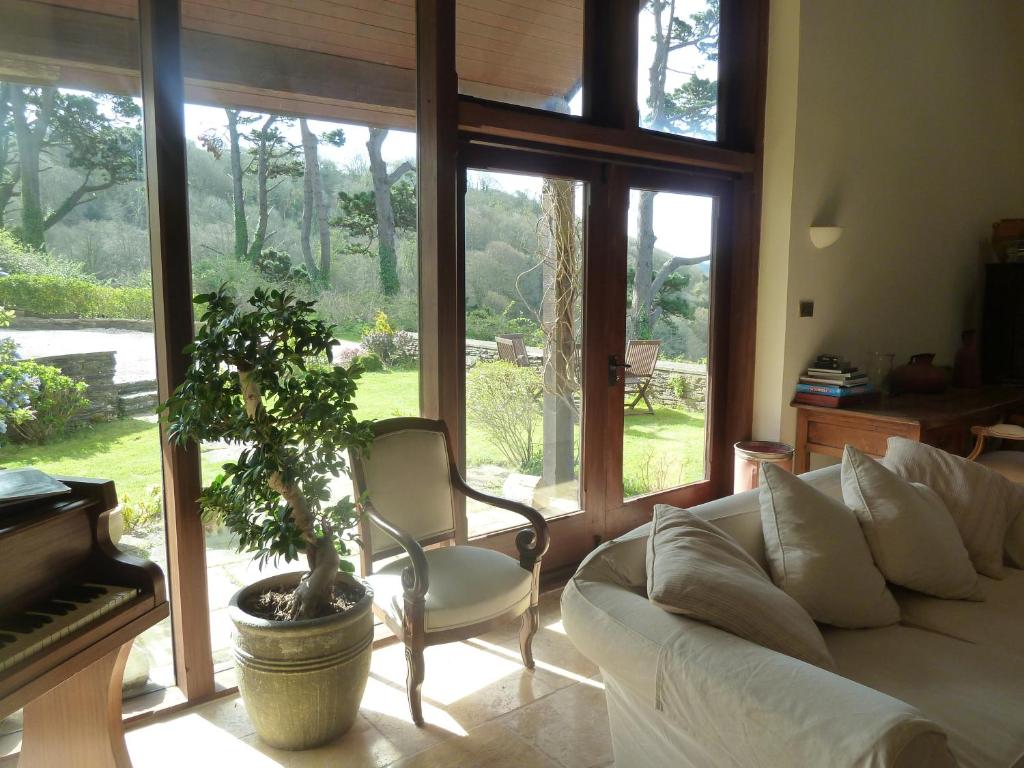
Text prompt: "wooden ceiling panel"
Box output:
[[26, 0, 583, 119]]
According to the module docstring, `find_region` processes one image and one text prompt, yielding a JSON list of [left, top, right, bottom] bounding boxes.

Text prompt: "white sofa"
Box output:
[[561, 465, 1024, 768]]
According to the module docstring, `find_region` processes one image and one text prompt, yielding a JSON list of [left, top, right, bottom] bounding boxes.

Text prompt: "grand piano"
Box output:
[[0, 477, 169, 768]]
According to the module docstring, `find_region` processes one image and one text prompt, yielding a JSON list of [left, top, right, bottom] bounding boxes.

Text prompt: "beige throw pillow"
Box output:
[[883, 437, 1018, 578], [647, 504, 835, 670], [759, 463, 899, 628], [841, 445, 981, 600]]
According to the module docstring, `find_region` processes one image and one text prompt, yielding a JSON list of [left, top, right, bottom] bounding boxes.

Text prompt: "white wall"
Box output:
[[755, 0, 1024, 446]]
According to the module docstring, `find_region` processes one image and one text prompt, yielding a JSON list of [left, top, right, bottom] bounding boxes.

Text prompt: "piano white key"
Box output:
[[0, 584, 139, 673]]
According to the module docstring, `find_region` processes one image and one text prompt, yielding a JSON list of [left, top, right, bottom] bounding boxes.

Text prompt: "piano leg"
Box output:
[[19, 641, 134, 768]]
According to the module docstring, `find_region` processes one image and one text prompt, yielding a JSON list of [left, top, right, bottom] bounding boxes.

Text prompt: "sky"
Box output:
[[180, 2, 717, 263]]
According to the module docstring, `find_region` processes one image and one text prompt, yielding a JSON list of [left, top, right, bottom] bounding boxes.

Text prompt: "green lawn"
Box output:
[[0, 367, 704, 502]]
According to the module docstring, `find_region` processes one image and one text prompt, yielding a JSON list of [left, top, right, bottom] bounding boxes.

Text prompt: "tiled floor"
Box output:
[[8, 589, 613, 768]]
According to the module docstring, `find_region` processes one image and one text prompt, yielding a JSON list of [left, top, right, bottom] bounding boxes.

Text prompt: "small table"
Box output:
[[792, 387, 1024, 473]]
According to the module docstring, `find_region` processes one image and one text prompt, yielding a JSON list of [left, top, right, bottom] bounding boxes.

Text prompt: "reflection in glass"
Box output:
[[638, 0, 720, 140], [464, 171, 585, 537]]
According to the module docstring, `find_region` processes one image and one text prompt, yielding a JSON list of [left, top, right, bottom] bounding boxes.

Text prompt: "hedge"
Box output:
[[0, 275, 153, 319]]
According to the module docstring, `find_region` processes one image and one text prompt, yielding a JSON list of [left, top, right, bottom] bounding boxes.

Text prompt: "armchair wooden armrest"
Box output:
[[363, 502, 429, 600], [449, 473, 551, 570], [968, 423, 1024, 460]]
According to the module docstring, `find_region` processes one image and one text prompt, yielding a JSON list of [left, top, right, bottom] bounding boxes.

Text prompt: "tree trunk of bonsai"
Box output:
[[238, 369, 339, 619]]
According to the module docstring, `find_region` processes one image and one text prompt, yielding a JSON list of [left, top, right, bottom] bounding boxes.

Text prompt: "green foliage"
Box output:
[[351, 352, 383, 372], [119, 485, 163, 535], [466, 360, 540, 472], [251, 248, 313, 284], [0, 229, 83, 279], [3, 360, 88, 444], [0, 350, 38, 441], [465, 306, 542, 346], [0, 275, 152, 319], [161, 287, 374, 588], [359, 311, 415, 368], [335, 178, 417, 249]]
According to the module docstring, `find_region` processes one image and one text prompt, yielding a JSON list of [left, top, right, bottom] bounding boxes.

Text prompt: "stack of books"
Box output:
[[794, 354, 873, 408]]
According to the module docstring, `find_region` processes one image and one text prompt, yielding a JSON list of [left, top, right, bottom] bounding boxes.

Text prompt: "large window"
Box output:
[[463, 170, 585, 537], [0, 0, 766, 723], [0, 10, 174, 710], [638, 0, 720, 141]]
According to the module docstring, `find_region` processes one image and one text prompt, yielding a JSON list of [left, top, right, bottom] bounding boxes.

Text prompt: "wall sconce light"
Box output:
[[809, 226, 843, 249]]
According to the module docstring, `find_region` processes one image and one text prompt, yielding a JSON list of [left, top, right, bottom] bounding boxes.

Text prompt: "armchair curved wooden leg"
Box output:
[[519, 605, 539, 670], [405, 641, 426, 727]]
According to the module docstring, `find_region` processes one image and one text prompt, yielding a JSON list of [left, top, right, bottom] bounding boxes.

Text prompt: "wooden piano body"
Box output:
[[0, 478, 169, 768]]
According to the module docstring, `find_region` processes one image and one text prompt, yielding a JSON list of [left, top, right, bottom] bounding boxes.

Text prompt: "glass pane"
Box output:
[[623, 189, 713, 498], [638, 0, 720, 140], [457, 0, 583, 116], [179, 8, 420, 665], [0, 1, 173, 711], [464, 170, 585, 537]]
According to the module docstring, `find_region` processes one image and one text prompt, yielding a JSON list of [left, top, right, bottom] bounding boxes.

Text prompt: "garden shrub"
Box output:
[[0, 275, 152, 319], [466, 360, 540, 472], [360, 311, 415, 368], [0, 345, 38, 441], [465, 306, 542, 346], [4, 361, 88, 444], [251, 248, 313, 284], [119, 485, 163, 535], [0, 228, 83, 280], [352, 351, 383, 372]]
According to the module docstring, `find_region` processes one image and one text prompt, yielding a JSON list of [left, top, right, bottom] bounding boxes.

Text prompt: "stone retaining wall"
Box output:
[[35, 351, 119, 422], [12, 315, 154, 332]]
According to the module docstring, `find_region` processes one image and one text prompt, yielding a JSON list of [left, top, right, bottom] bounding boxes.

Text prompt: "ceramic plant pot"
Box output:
[[229, 571, 373, 750], [890, 353, 951, 395]]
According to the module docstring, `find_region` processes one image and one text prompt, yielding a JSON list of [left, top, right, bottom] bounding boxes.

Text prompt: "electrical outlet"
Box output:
[[799, 300, 814, 318]]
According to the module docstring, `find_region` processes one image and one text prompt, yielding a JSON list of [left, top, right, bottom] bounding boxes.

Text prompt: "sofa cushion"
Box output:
[[842, 445, 982, 600], [895, 566, 1024, 658], [646, 504, 835, 669], [884, 436, 1020, 578], [759, 463, 899, 628], [824, 624, 1024, 768]]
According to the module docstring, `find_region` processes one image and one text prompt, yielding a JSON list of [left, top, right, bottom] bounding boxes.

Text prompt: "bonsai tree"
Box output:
[[162, 287, 374, 620]]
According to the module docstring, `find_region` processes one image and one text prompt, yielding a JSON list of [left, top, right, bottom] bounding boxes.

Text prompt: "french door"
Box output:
[[457, 145, 736, 570]]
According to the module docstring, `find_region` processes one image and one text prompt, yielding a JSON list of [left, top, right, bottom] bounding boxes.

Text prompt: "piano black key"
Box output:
[[33, 600, 77, 617], [0, 613, 53, 633], [53, 584, 108, 603]]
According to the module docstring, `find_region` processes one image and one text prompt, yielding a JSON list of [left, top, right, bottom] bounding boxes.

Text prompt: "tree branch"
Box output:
[[650, 254, 710, 295], [386, 161, 413, 187]]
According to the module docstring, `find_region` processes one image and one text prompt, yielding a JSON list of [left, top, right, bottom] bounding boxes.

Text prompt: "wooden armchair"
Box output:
[[624, 339, 662, 415], [349, 417, 550, 726], [967, 422, 1024, 484], [495, 334, 530, 367]]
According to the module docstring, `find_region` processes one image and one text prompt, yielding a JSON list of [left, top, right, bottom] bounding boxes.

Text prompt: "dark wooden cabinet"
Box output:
[[982, 263, 1024, 385]]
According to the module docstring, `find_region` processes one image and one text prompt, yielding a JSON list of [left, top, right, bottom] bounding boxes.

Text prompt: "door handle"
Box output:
[[608, 356, 631, 386]]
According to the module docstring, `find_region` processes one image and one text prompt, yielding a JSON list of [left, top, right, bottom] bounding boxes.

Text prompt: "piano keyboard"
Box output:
[[0, 583, 139, 673]]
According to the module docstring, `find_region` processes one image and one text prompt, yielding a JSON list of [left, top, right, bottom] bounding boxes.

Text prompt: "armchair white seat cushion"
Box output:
[[366, 545, 533, 633]]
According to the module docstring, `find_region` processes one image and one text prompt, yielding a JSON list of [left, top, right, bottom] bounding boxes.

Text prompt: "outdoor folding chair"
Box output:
[[624, 339, 662, 415]]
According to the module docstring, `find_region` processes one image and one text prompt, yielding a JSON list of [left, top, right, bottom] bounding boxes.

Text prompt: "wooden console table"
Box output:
[[792, 387, 1024, 473]]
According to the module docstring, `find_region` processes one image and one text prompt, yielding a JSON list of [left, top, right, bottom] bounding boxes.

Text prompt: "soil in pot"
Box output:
[[241, 582, 365, 622]]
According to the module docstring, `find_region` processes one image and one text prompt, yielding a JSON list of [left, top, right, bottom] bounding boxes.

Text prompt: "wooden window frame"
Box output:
[[121, 0, 768, 710]]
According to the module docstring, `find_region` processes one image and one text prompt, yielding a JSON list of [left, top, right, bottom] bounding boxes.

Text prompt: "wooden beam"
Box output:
[[0, 0, 415, 125], [138, 0, 214, 702], [416, 0, 465, 538], [583, 0, 639, 129], [458, 98, 756, 175]]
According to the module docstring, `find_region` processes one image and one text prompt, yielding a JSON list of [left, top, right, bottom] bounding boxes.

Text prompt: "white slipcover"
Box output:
[[563, 464, 1024, 768]]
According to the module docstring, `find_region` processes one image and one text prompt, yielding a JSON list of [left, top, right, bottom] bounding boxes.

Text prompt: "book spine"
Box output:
[[795, 383, 869, 396]]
